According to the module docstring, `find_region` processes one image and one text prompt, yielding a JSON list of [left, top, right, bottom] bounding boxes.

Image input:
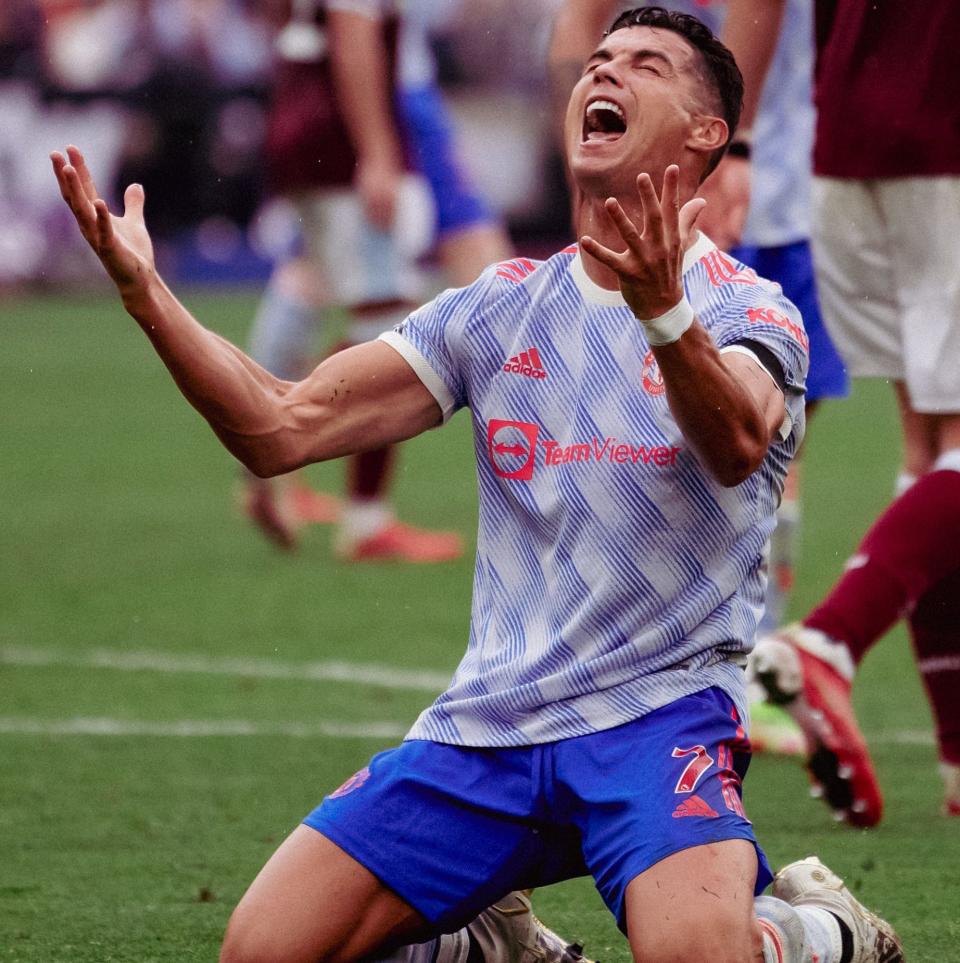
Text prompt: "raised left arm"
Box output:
[[580, 166, 785, 487], [648, 326, 784, 486]]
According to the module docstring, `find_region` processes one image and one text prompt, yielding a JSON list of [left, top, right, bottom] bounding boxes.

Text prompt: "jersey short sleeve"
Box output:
[[709, 288, 808, 394], [687, 254, 808, 383], [378, 264, 507, 421], [682, 245, 809, 447]]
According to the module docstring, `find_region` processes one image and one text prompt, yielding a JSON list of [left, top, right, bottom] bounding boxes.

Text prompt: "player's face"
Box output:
[[565, 26, 707, 196]]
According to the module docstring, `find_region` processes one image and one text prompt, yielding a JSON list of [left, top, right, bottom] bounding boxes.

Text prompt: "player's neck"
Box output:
[[574, 193, 698, 292], [573, 194, 632, 290]]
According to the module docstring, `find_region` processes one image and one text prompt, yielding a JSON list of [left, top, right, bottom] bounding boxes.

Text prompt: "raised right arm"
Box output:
[[51, 147, 441, 477]]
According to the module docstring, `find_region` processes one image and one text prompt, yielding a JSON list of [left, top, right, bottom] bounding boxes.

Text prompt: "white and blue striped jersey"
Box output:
[[380, 233, 808, 747]]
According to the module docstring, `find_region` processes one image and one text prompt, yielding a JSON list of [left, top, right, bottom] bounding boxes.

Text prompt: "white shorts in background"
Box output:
[[811, 176, 960, 413], [294, 174, 435, 311]]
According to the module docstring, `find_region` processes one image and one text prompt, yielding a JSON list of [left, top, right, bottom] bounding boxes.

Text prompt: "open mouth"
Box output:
[[583, 99, 627, 143]]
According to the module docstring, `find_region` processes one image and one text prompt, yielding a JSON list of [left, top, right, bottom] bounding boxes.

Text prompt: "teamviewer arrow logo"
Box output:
[[487, 419, 539, 481]]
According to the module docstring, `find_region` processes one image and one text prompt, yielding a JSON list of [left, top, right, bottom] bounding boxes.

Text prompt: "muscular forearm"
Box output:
[[120, 276, 300, 475], [327, 10, 402, 167], [653, 322, 772, 487], [51, 145, 438, 473]]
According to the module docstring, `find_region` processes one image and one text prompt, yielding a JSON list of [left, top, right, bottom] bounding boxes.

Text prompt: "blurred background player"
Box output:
[[806, 0, 960, 496], [549, 0, 848, 755], [396, 2, 514, 289], [707, 0, 849, 640], [748, 0, 960, 825], [749, 466, 960, 826], [243, 0, 511, 558]]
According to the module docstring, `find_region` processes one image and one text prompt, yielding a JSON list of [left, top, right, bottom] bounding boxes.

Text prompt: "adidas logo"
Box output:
[[671, 794, 719, 819], [503, 347, 547, 380]]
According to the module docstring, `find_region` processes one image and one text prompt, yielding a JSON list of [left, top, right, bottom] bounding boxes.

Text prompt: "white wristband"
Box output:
[[637, 297, 695, 346]]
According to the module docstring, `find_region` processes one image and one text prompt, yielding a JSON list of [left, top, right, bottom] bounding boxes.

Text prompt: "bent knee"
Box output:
[[220, 899, 422, 963], [220, 910, 342, 963], [629, 915, 758, 963]]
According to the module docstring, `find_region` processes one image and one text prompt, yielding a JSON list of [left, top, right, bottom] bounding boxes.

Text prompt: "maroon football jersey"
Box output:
[[813, 0, 960, 178], [264, 2, 408, 193]]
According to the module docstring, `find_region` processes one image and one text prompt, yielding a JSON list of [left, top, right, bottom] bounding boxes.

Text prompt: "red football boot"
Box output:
[[749, 624, 883, 827], [336, 521, 463, 563], [242, 479, 298, 550], [290, 484, 342, 524]]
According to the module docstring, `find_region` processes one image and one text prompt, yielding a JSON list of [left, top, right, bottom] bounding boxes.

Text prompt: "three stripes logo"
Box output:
[[504, 346, 547, 380], [671, 795, 719, 819], [701, 249, 758, 287]]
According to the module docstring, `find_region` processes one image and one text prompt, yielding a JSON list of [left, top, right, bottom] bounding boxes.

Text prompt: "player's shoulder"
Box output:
[[468, 246, 576, 308], [684, 236, 772, 300], [403, 251, 554, 333], [491, 246, 575, 290], [686, 240, 805, 333]]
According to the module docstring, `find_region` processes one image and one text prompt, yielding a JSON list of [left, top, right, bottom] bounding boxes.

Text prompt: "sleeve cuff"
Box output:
[[378, 331, 458, 423]]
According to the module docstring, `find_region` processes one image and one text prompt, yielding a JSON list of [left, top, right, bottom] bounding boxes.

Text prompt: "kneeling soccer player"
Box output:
[[52, 7, 903, 962]]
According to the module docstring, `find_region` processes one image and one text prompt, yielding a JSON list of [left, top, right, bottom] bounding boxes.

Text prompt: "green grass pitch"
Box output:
[[1, 290, 956, 961]]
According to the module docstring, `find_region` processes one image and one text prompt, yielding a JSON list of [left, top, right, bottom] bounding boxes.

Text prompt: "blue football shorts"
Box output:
[[733, 239, 849, 403], [304, 686, 772, 934], [398, 83, 497, 239]]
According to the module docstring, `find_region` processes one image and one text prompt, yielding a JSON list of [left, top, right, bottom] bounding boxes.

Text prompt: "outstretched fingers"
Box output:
[[635, 172, 666, 246], [579, 233, 626, 273], [51, 152, 98, 237], [93, 199, 115, 250], [122, 182, 146, 222], [603, 196, 645, 255], [660, 164, 681, 236], [66, 145, 101, 203]]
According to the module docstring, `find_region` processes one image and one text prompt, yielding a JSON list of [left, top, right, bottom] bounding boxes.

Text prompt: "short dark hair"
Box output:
[[607, 6, 743, 178]]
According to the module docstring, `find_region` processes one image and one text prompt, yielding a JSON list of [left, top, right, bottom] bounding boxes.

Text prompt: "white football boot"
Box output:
[[773, 857, 904, 963], [467, 892, 592, 963]]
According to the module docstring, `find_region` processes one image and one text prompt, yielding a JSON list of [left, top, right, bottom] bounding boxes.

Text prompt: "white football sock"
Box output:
[[933, 448, 960, 475], [754, 894, 814, 962], [760, 496, 800, 634], [374, 930, 469, 963], [794, 904, 845, 963], [894, 471, 917, 497], [247, 282, 318, 380], [337, 498, 394, 547], [347, 306, 411, 344]]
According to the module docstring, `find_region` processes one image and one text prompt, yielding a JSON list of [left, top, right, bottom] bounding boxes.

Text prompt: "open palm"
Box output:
[[580, 165, 705, 321], [51, 145, 155, 293]]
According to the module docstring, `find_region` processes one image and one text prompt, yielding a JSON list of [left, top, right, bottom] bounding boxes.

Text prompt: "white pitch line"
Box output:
[[0, 646, 939, 748], [0, 716, 408, 740], [0, 715, 935, 746], [0, 644, 451, 692]]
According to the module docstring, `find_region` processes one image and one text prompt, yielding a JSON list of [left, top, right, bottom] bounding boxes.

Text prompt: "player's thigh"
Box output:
[[221, 824, 429, 963], [306, 742, 558, 934], [810, 177, 902, 379], [564, 687, 773, 932], [623, 839, 762, 963], [299, 182, 434, 309], [880, 176, 960, 414]]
